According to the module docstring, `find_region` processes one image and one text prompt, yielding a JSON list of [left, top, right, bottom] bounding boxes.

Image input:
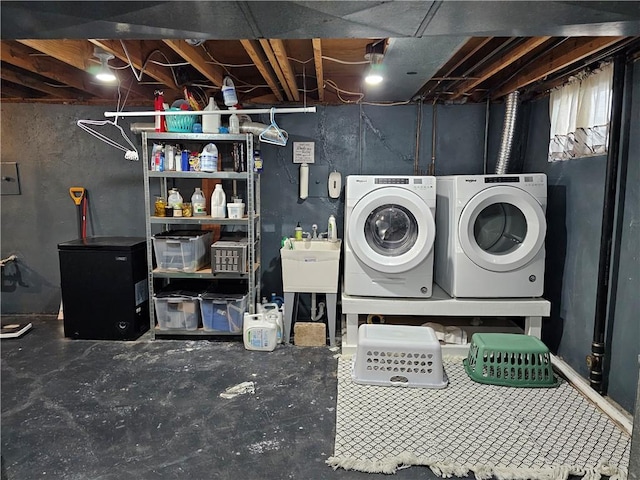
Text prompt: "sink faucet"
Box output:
[[311, 224, 318, 239]]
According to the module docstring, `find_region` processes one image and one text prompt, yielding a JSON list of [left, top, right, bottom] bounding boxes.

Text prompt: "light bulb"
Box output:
[[365, 63, 384, 85], [96, 59, 116, 82]]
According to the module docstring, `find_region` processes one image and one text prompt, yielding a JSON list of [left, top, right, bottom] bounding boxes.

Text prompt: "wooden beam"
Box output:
[[1, 41, 114, 99], [1, 82, 39, 98], [163, 39, 224, 87], [312, 38, 324, 102], [492, 36, 623, 99], [18, 39, 94, 70], [240, 39, 283, 101], [450, 37, 551, 100], [1, 68, 73, 98], [90, 39, 177, 89], [268, 39, 300, 101], [259, 39, 294, 101]]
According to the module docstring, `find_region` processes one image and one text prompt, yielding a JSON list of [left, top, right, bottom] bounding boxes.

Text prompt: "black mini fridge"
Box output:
[[58, 237, 149, 340]]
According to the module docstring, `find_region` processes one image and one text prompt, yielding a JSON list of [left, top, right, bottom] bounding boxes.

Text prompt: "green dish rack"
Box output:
[[463, 333, 558, 387]]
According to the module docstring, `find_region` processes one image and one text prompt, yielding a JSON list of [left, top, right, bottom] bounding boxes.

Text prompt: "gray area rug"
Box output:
[[327, 356, 630, 479]]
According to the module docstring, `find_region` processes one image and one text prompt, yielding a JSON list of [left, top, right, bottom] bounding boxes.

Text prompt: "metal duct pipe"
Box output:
[[495, 91, 520, 174], [240, 122, 289, 144], [129, 123, 155, 133], [587, 56, 627, 394]]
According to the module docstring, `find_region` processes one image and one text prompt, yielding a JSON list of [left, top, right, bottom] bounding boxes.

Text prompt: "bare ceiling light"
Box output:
[[94, 48, 116, 82], [364, 41, 385, 86]]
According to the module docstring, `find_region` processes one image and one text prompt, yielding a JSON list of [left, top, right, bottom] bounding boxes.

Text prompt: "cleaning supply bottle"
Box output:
[[228, 107, 240, 134], [191, 187, 206, 216], [211, 184, 226, 218], [202, 97, 220, 134], [328, 214, 337, 242], [200, 143, 218, 172], [295, 222, 303, 240], [222, 77, 238, 107]]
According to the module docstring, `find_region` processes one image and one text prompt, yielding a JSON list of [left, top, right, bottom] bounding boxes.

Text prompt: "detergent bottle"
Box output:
[[211, 184, 226, 218], [228, 107, 240, 134], [243, 313, 278, 351], [328, 214, 337, 242], [202, 97, 220, 134], [191, 187, 206, 216]]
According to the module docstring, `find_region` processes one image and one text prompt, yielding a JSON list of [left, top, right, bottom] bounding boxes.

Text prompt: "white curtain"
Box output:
[[548, 63, 613, 161]]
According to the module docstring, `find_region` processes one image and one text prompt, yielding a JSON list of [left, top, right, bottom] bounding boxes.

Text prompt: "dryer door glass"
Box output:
[[365, 205, 418, 257], [474, 203, 527, 254]]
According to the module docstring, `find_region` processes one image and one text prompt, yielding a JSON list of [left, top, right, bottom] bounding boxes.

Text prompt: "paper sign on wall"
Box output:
[[293, 142, 315, 164]]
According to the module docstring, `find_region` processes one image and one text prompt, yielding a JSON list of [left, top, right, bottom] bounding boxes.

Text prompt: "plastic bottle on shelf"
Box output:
[[202, 97, 220, 134], [211, 184, 226, 218], [200, 143, 218, 172], [328, 214, 337, 242], [168, 188, 183, 217], [228, 107, 240, 134], [222, 77, 238, 107], [191, 187, 206, 216]]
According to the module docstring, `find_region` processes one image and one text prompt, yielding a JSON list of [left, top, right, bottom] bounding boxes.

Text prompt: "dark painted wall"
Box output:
[[522, 60, 640, 412], [2, 67, 637, 410]]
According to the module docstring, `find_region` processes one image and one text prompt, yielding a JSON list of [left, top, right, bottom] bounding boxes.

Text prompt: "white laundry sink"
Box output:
[[281, 239, 342, 293]]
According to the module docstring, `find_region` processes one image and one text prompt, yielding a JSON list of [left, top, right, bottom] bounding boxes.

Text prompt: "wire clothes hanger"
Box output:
[[76, 80, 140, 161], [259, 108, 288, 147]]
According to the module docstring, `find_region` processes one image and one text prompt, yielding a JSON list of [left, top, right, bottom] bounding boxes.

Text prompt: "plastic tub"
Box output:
[[154, 294, 200, 330], [199, 293, 248, 333], [227, 203, 245, 219]]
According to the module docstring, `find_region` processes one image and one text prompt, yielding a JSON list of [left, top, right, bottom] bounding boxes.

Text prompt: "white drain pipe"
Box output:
[[310, 293, 325, 321]]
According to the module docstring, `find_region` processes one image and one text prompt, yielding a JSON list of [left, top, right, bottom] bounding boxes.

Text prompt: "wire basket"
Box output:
[[165, 108, 196, 133], [463, 333, 557, 387]]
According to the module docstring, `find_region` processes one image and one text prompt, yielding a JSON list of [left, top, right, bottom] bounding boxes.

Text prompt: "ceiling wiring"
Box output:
[[322, 55, 369, 65]]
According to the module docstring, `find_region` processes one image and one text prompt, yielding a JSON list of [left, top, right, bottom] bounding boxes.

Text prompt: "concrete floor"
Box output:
[[1, 316, 453, 480]]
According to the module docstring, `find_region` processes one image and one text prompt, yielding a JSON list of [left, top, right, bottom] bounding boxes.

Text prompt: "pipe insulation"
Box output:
[[495, 90, 520, 175]]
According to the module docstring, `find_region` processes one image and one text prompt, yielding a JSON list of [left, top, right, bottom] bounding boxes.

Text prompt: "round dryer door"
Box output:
[[347, 187, 436, 274], [458, 186, 546, 272]]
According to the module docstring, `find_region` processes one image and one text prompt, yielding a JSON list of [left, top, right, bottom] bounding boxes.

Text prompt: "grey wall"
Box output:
[[522, 60, 640, 412], [2, 68, 637, 411], [1, 104, 146, 314]]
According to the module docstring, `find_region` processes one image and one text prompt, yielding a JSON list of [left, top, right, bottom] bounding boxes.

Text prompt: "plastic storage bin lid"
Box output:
[[154, 289, 201, 299], [153, 230, 211, 239]]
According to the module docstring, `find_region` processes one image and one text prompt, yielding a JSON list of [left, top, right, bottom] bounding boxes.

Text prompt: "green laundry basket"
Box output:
[[463, 333, 558, 387]]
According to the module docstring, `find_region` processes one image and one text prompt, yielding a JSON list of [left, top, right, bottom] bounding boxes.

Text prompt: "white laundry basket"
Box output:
[[352, 324, 448, 388]]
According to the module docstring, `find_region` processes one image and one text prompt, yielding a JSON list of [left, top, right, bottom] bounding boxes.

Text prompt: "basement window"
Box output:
[[548, 62, 613, 161]]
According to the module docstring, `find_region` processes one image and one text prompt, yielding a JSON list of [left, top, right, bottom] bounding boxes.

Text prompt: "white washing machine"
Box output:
[[344, 175, 437, 298], [434, 173, 547, 298]]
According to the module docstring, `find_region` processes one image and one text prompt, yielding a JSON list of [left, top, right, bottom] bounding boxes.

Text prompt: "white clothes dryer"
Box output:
[[434, 173, 547, 298], [344, 175, 437, 298]]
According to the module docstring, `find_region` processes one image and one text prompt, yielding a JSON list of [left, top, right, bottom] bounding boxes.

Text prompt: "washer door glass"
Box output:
[[458, 186, 546, 272], [365, 205, 418, 257], [347, 186, 436, 274]]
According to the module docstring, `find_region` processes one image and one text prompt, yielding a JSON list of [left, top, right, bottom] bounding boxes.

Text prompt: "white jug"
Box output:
[[211, 184, 226, 218]]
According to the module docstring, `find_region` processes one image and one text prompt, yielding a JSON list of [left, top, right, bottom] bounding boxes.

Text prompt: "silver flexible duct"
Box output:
[[129, 123, 155, 133], [240, 121, 289, 144], [495, 91, 520, 175]]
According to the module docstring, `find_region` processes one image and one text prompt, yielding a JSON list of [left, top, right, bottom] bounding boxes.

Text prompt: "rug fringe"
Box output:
[[325, 455, 629, 480]]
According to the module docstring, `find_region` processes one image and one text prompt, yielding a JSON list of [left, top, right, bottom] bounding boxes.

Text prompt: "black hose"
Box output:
[[589, 56, 626, 393]]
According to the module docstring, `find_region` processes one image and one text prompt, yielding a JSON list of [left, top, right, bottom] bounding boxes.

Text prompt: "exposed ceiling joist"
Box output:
[[268, 39, 300, 102], [163, 39, 224, 88], [312, 38, 324, 102], [1, 41, 113, 99], [240, 39, 284, 101], [449, 36, 551, 100], [258, 39, 294, 101], [18, 39, 94, 71], [492, 36, 624, 99], [1, 83, 35, 98], [89, 39, 177, 90], [1, 67, 71, 98]]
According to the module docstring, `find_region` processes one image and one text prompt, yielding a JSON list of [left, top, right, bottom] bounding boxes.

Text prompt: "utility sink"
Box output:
[[281, 239, 342, 293]]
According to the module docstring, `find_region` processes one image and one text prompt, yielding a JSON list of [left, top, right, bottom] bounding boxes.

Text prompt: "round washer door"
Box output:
[[347, 187, 435, 274], [458, 186, 546, 272]]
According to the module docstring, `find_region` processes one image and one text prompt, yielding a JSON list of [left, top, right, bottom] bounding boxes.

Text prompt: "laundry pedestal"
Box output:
[[341, 284, 551, 355]]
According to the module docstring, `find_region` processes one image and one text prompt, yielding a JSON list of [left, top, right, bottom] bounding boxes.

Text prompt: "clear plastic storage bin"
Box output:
[[352, 324, 448, 388], [199, 293, 248, 333], [152, 230, 212, 272], [153, 293, 201, 330]]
